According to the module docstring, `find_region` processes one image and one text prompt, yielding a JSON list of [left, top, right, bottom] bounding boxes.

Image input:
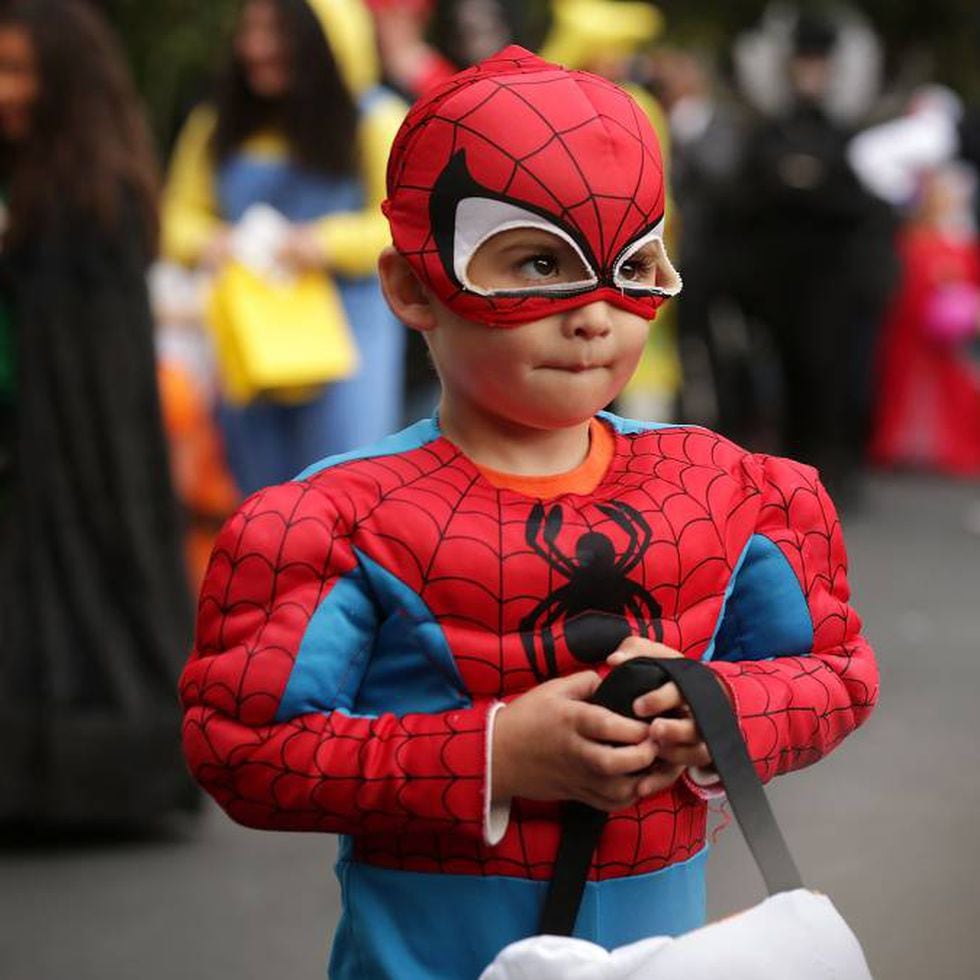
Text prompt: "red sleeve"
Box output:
[[707, 455, 879, 783], [179, 480, 491, 837]]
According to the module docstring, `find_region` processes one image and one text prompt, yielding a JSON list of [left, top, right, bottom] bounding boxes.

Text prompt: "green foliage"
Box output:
[[105, 0, 240, 150]]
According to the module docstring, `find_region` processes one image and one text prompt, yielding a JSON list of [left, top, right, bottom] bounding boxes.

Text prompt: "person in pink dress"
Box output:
[[871, 162, 980, 475]]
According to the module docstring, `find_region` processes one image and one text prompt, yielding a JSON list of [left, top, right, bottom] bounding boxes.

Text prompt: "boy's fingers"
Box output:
[[636, 764, 686, 798], [579, 737, 658, 778], [656, 744, 713, 768], [577, 704, 652, 745], [649, 717, 701, 746], [551, 670, 602, 701], [633, 682, 684, 719], [648, 716, 713, 766], [580, 782, 639, 812], [589, 775, 650, 811], [607, 637, 683, 666]]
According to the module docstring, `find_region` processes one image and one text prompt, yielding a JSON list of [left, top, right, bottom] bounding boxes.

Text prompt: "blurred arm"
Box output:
[[161, 105, 224, 266], [312, 92, 407, 277]]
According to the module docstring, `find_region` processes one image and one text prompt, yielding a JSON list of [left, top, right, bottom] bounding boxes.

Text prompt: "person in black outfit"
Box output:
[[0, 0, 195, 828], [648, 48, 762, 445], [735, 12, 897, 503]]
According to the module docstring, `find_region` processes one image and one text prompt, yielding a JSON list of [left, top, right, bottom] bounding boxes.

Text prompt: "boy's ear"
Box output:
[[378, 246, 437, 333]]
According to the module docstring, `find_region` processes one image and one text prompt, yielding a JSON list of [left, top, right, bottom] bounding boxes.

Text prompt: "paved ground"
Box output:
[[1, 473, 977, 979]]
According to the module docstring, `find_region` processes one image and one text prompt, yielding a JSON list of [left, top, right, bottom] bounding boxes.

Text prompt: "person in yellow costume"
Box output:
[[540, 0, 682, 421], [162, 0, 406, 495]]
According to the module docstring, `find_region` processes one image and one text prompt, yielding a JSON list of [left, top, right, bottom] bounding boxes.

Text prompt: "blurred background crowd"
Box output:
[[2, 0, 980, 830]]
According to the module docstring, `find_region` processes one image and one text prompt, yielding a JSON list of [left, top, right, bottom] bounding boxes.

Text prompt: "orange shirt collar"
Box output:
[[473, 417, 615, 498]]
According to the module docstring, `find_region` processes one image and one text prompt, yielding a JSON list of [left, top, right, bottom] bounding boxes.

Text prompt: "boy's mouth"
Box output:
[[540, 362, 607, 373]]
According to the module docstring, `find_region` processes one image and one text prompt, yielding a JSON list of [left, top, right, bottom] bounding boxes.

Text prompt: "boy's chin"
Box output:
[[518, 402, 612, 431]]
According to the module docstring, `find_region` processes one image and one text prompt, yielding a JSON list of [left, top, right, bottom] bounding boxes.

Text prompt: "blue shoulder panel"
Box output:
[[276, 563, 378, 721], [598, 411, 693, 434], [294, 417, 441, 480], [276, 547, 469, 723], [353, 550, 470, 716], [703, 534, 814, 662]]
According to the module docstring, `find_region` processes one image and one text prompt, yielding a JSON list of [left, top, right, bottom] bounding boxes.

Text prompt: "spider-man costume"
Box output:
[[180, 48, 878, 979]]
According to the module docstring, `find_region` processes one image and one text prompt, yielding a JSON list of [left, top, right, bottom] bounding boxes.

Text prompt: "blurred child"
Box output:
[[151, 263, 240, 589], [180, 48, 878, 978], [871, 162, 980, 474]]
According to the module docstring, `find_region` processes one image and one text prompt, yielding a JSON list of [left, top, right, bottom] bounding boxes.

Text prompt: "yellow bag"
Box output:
[[207, 262, 359, 405]]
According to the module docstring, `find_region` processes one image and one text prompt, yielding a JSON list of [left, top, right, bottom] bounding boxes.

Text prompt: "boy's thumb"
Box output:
[[556, 670, 602, 701]]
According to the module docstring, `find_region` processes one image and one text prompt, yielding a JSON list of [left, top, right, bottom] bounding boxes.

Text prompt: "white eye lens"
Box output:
[[613, 227, 682, 297], [455, 197, 598, 297]]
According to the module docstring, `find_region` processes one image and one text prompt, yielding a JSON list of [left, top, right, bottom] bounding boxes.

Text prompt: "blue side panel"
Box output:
[[329, 849, 708, 979], [705, 533, 814, 663], [277, 547, 469, 723], [598, 410, 694, 434], [354, 550, 470, 715], [700, 535, 752, 663], [294, 417, 441, 480], [276, 566, 378, 722]]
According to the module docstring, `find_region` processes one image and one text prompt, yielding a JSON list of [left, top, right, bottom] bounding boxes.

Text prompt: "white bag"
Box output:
[[481, 889, 871, 979], [482, 658, 874, 980]]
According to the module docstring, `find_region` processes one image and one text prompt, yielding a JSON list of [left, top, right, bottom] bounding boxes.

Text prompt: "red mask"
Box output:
[[383, 46, 681, 328]]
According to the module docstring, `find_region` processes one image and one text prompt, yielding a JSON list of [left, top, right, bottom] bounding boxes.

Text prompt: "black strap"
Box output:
[[537, 802, 606, 937], [537, 657, 803, 936]]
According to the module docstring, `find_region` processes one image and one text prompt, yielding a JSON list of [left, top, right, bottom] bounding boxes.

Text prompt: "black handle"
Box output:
[[537, 662, 671, 937], [537, 657, 802, 936]]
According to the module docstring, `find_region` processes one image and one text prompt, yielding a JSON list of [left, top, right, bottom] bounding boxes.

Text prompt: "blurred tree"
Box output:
[[102, 0, 239, 151], [659, 0, 980, 101]]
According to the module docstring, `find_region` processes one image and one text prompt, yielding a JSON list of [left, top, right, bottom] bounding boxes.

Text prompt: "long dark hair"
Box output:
[[0, 0, 159, 251], [212, 0, 358, 175]]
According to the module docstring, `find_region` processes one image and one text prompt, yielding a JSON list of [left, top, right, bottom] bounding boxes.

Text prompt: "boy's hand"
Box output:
[[607, 637, 714, 771], [492, 671, 670, 812]]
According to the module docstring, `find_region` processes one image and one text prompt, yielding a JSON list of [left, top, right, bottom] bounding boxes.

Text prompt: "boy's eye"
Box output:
[[518, 254, 560, 279], [617, 253, 656, 285], [619, 260, 645, 281], [466, 226, 595, 292]]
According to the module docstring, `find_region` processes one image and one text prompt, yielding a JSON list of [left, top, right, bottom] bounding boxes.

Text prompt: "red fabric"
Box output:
[[383, 46, 669, 327], [871, 228, 980, 474], [180, 425, 877, 881], [363, 0, 433, 12], [708, 455, 876, 785]]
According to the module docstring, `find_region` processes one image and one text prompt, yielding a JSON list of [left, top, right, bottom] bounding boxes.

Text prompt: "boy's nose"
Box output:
[[563, 301, 613, 340]]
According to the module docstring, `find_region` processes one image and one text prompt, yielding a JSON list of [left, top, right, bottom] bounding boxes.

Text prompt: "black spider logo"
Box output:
[[519, 500, 663, 680]]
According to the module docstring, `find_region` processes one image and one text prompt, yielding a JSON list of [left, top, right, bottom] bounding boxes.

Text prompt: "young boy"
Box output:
[[180, 46, 878, 979]]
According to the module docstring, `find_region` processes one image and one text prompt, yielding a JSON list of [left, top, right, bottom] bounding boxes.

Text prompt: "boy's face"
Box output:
[[423, 228, 652, 430], [383, 46, 680, 329]]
